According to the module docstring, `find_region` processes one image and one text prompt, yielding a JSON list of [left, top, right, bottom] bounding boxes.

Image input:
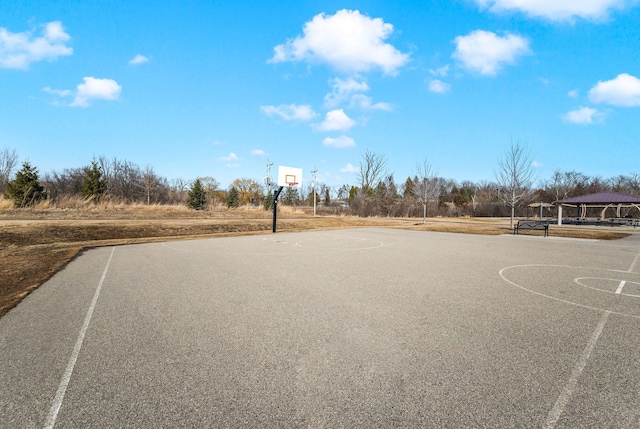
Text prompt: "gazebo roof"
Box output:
[[559, 191, 640, 204]]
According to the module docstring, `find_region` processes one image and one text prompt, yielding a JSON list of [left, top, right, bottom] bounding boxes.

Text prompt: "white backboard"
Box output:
[[277, 166, 302, 188]]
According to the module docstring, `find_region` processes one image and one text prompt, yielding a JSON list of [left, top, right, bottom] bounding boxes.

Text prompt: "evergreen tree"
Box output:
[[226, 186, 240, 208], [5, 162, 47, 207], [81, 161, 107, 200], [283, 187, 299, 205], [403, 176, 415, 198], [349, 186, 358, 207], [263, 191, 274, 210], [187, 179, 207, 210]]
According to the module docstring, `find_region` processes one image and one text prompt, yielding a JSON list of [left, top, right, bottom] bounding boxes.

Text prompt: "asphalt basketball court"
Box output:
[[1, 228, 639, 427]]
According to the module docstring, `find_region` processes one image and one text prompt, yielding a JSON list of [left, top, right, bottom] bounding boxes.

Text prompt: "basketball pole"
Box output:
[[272, 186, 284, 233], [311, 167, 317, 216]]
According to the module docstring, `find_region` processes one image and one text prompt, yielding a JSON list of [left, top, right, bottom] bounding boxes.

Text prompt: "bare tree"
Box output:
[[495, 140, 537, 229], [586, 176, 608, 194], [106, 158, 142, 202], [42, 167, 85, 201], [461, 180, 480, 213], [627, 174, 640, 195], [199, 176, 219, 193], [230, 178, 264, 205], [412, 160, 439, 224], [98, 155, 114, 196], [358, 150, 387, 197], [0, 148, 19, 195], [472, 180, 503, 216], [141, 164, 160, 204], [170, 178, 189, 204], [198, 176, 220, 206], [547, 169, 589, 201], [611, 173, 640, 195], [336, 184, 349, 203]]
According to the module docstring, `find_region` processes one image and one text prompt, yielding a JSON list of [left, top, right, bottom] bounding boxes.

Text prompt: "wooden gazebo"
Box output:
[[557, 191, 640, 225], [528, 202, 554, 219]]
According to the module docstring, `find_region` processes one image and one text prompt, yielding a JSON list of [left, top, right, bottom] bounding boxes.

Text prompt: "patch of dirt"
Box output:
[[0, 244, 82, 317]]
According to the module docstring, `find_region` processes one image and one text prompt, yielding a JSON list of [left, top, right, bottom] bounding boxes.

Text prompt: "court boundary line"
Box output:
[[505, 249, 640, 427], [499, 264, 640, 320], [43, 247, 115, 429], [544, 311, 610, 429], [628, 251, 640, 273]]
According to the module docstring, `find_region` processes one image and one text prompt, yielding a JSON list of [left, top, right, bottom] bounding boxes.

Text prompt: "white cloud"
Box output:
[[0, 21, 72, 69], [313, 109, 357, 131], [42, 86, 72, 97], [340, 163, 360, 173], [324, 77, 370, 107], [568, 89, 580, 98], [226, 163, 240, 168], [428, 79, 451, 94], [588, 73, 640, 106], [261, 104, 317, 121], [564, 107, 602, 124], [452, 30, 530, 76], [475, 0, 633, 21], [219, 152, 239, 162], [129, 54, 149, 65], [531, 161, 543, 168], [429, 65, 450, 77], [350, 94, 392, 110], [323, 135, 356, 148], [45, 77, 121, 107], [324, 77, 391, 111], [43, 21, 69, 41], [251, 149, 266, 156], [269, 9, 409, 75], [71, 77, 122, 107]]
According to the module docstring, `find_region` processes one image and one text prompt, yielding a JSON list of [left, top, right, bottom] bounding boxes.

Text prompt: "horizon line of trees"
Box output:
[[2, 147, 639, 220]]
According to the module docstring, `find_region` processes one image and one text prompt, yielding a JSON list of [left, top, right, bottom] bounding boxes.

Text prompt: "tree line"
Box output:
[[2, 146, 639, 219]]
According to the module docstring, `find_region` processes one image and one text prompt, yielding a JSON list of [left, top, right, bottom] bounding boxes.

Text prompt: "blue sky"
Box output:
[[2, 0, 639, 189]]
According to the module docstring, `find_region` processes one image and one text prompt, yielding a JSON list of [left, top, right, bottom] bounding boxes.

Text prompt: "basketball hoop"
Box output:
[[277, 166, 302, 189], [273, 165, 303, 233]]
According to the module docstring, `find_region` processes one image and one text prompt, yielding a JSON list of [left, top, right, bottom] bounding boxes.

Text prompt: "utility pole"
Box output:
[[265, 160, 274, 194], [311, 167, 317, 216]]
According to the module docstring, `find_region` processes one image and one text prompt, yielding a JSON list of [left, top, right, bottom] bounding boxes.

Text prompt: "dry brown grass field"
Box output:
[[0, 200, 629, 317]]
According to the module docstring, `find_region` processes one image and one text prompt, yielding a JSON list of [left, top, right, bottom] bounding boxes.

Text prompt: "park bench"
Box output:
[[611, 218, 640, 228], [514, 220, 549, 237]]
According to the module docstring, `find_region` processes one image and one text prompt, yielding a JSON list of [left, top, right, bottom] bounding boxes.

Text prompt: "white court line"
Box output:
[[43, 247, 115, 429], [615, 281, 626, 295], [498, 265, 640, 320], [629, 251, 640, 273], [544, 311, 610, 429]]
